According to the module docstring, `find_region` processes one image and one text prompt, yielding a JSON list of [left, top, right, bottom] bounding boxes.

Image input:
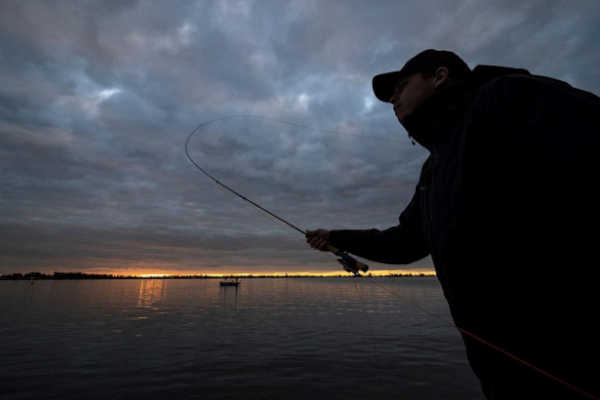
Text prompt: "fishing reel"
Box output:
[[327, 245, 369, 276]]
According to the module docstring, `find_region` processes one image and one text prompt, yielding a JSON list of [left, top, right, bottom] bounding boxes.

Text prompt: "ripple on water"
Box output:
[[0, 278, 483, 399]]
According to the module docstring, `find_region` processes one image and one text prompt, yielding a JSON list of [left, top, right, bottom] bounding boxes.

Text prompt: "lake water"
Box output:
[[0, 277, 483, 399]]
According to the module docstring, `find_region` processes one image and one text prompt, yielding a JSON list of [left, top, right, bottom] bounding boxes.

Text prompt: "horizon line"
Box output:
[[1, 270, 437, 279]]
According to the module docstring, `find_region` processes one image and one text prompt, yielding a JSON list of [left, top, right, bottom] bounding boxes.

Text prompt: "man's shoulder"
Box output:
[[472, 66, 592, 106], [468, 72, 579, 123], [472, 71, 599, 124], [475, 73, 541, 100], [484, 74, 569, 93]]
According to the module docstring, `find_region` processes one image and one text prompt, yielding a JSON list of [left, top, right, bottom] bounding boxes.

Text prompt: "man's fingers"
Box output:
[[306, 229, 330, 251], [308, 236, 322, 248], [311, 238, 326, 249]]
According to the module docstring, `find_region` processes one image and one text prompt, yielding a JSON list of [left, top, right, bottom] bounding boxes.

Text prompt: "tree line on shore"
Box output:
[[0, 271, 432, 280]]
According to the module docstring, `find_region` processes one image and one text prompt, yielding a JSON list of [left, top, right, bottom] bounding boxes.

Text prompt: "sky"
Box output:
[[2, 0, 600, 276]]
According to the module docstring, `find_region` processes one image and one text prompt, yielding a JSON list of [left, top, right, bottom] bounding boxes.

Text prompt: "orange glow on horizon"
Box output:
[[74, 268, 436, 278]]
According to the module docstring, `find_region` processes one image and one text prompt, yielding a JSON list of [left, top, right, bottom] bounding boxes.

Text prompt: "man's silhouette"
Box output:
[[307, 49, 599, 399]]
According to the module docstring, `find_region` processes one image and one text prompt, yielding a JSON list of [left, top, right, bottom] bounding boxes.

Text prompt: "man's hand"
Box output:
[[306, 229, 330, 251]]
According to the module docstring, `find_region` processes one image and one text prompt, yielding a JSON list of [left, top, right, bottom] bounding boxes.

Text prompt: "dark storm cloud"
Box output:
[[1, 0, 599, 274]]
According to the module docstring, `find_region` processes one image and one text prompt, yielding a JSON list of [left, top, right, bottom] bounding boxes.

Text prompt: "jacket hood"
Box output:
[[469, 65, 530, 87], [401, 65, 531, 150]]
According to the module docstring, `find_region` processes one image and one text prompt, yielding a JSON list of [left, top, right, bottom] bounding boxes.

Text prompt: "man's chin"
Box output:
[[396, 112, 410, 125], [398, 112, 415, 131]]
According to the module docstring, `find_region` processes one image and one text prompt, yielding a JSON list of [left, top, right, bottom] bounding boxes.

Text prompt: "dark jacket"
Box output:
[[330, 66, 600, 399]]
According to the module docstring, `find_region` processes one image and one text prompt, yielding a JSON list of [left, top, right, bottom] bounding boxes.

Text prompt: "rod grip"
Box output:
[[326, 244, 369, 274]]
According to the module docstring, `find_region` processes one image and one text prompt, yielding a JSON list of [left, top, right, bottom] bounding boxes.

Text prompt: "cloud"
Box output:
[[1, 0, 598, 274]]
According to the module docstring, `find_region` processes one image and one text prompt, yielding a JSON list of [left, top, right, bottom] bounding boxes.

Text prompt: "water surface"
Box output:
[[1, 278, 483, 399]]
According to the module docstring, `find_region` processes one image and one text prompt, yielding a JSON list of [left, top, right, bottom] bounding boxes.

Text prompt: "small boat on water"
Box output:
[[219, 278, 240, 287]]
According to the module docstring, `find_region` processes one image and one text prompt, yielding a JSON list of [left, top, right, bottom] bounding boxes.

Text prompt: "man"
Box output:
[[306, 49, 599, 399]]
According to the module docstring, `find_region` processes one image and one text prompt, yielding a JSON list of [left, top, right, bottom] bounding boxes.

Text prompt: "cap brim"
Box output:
[[372, 70, 403, 103]]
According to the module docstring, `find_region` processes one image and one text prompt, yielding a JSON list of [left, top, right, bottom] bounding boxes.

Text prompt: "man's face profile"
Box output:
[[388, 68, 448, 124]]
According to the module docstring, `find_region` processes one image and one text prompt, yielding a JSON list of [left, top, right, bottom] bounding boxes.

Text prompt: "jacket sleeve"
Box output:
[[327, 163, 431, 265]]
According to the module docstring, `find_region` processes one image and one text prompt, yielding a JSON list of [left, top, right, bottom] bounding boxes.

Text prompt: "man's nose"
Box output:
[[389, 90, 402, 106]]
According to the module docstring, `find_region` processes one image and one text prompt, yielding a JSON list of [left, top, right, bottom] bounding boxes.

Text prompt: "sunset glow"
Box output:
[[81, 268, 436, 278]]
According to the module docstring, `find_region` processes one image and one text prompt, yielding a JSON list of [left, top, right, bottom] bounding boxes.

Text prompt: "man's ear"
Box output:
[[433, 67, 449, 88]]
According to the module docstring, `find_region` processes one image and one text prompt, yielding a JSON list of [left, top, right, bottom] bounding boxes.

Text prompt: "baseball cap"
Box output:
[[372, 49, 471, 102]]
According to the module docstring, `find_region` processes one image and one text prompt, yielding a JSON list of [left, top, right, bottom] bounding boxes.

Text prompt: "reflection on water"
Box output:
[[0, 278, 483, 400], [220, 285, 239, 310], [137, 279, 167, 307]]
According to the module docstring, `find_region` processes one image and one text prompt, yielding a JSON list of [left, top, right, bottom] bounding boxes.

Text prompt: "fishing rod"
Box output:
[[184, 118, 369, 276], [185, 117, 599, 400]]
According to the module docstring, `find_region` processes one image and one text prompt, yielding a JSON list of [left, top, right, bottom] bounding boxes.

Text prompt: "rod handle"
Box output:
[[326, 244, 369, 275]]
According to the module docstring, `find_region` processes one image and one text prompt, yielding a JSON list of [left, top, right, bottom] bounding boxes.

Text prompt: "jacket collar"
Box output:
[[400, 65, 531, 152], [401, 82, 470, 152]]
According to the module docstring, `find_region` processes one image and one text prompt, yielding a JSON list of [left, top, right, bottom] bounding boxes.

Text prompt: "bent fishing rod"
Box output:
[[184, 119, 368, 276]]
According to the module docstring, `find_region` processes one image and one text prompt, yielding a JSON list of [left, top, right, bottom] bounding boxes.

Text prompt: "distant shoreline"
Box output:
[[0, 272, 435, 280]]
